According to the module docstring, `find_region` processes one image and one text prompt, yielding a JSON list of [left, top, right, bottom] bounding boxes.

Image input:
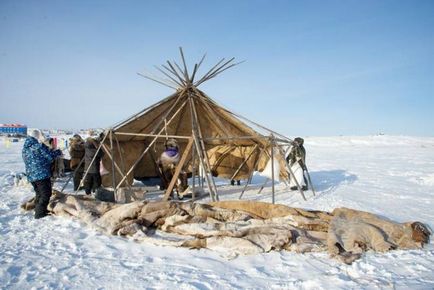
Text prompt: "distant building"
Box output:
[[0, 124, 27, 135]]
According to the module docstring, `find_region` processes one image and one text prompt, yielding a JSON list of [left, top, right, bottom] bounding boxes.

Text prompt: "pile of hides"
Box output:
[[21, 191, 431, 263]]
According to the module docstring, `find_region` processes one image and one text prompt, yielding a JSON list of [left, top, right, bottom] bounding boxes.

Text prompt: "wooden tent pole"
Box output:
[[207, 146, 233, 178], [190, 97, 219, 201], [238, 152, 261, 200], [192, 132, 215, 201], [257, 179, 269, 195], [188, 96, 212, 198], [202, 58, 236, 81], [61, 156, 84, 193], [114, 137, 156, 190], [190, 53, 206, 83], [285, 162, 306, 201], [304, 167, 316, 196], [200, 162, 204, 188], [196, 53, 207, 70], [163, 62, 186, 85], [194, 58, 226, 86], [253, 146, 276, 197], [109, 130, 117, 194], [173, 61, 188, 82], [190, 64, 198, 84], [100, 144, 131, 190], [139, 68, 180, 88], [201, 61, 245, 84], [115, 132, 191, 139], [195, 58, 234, 87], [137, 72, 177, 89], [179, 47, 190, 83], [113, 133, 133, 192], [230, 144, 258, 182], [191, 142, 196, 201], [238, 174, 250, 200], [162, 137, 193, 201], [188, 97, 217, 201], [154, 65, 184, 87]]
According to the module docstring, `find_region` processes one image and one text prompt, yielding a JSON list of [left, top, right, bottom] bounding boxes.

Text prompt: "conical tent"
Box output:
[[85, 48, 307, 202]]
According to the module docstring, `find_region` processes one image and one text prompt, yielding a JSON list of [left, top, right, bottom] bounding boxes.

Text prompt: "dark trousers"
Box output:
[[84, 173, 101, 195], [31, 178, 52, 219], [73, 169, 84, 191]]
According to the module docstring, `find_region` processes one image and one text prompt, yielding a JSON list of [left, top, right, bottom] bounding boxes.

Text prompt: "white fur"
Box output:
[[28, 129, 45, 142], [288, 163, 306, 187]]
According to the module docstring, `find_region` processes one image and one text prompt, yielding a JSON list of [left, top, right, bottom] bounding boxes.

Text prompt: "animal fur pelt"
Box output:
[[21, 192, 431, 263]]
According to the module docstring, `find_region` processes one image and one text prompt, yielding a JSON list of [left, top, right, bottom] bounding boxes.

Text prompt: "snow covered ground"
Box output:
[[1, 135, 433, 289]]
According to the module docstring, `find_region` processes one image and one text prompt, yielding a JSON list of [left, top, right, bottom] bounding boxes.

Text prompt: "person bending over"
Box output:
[[286, 137, 308, 191]]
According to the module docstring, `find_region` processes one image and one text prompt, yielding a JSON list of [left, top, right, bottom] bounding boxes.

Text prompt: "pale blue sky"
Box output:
[[1, 0, 433, 136]]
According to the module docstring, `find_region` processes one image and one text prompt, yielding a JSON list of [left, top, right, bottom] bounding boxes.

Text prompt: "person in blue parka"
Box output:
[[22, 129, 62, 219]]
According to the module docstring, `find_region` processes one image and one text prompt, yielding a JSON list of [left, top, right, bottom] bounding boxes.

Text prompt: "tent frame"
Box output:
[[62, 48, 313, 203]]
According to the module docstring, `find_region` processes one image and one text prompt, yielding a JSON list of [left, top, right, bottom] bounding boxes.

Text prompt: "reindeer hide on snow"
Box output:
[[21, 192, 430, 263]]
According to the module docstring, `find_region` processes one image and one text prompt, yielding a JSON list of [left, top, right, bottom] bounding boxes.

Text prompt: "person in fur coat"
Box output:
[[83, 137, 103, 195], [158, 138, 188, 197], [69, 134, 85, 191], [44, 137, 65, 178]]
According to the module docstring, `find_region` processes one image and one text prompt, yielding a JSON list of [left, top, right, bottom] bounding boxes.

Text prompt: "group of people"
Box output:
[[22, 130, 104, 219], [69, 134, 104, 194]]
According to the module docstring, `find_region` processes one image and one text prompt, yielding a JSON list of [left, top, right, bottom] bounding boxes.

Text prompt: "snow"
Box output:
[[1, 135, 434, 289]]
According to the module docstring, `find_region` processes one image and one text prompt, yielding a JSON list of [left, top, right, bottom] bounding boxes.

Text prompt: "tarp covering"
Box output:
[[22, 192, 431, 263]]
